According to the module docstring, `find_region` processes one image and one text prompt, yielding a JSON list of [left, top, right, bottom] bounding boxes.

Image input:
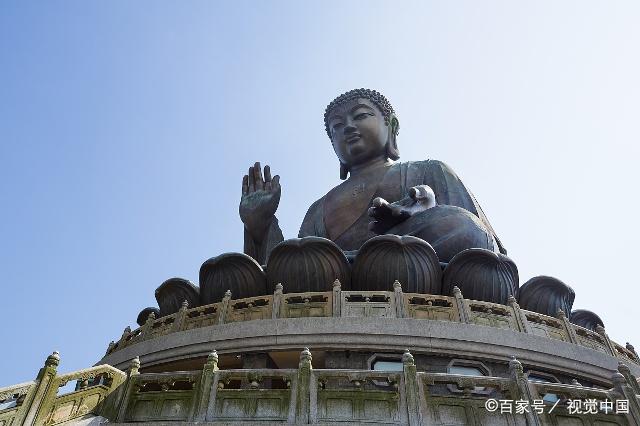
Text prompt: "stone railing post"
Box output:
[[117, 326, 132, 349], [141, 312, 156, 339], [172, 300, 189, 332], [555, 309, 578, 343], [115, 356, 141, 423], [611, 368, 640, 425], [508, 295, 531, 334], [617, 362, 640, 396], [626, 342, 640, 363], [393, 280, 407, 318], [272, 283, 284, 319], [295, 348, 312, 423], [192, 350, 219, 421], [20, 351, 60, 425], [217, 290, 231, 325], [332, 279, 342, 317], [595, 325, 618, 357], [452, 286, 470, 324], [401, 349, 422, 426], [508, 356, 542, 426]]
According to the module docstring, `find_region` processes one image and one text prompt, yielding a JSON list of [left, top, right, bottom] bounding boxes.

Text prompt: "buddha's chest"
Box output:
[[323, 167, 403, 241]]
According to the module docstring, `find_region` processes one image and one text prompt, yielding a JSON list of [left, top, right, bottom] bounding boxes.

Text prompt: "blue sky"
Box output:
[[1, 1, 639, 385]]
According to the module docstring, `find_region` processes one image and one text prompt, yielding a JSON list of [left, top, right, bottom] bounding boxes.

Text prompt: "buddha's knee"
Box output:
[[392, 205, 495, 262]]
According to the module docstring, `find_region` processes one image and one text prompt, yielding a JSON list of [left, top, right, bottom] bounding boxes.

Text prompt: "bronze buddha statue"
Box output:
[[240, 88, 506, 265]]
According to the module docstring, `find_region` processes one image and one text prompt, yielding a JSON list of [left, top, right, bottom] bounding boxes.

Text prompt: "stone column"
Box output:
[[141, 313, 156, 340]]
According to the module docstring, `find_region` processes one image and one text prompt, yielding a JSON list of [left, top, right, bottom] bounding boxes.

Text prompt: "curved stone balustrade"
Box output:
[[7, 349, 640, 424], [106, 282, 640, 369]]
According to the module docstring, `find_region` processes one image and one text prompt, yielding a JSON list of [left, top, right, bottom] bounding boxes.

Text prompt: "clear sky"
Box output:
[[1, 1, 639, 386]]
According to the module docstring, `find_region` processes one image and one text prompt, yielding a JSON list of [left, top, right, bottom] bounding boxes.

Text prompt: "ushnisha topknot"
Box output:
[[324, 88, 399, 138]]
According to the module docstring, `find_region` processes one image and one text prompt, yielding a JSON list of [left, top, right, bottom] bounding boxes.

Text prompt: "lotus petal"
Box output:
[[199, 252, 266, 304], [155, 278, 199, 316], [518, 276, 575, 317], [266, 237, 351, 293], [352, 235, 442, 293], [136, 307, 160, 326], [442, 248, 518, 304], [570, 309, 604, 331]]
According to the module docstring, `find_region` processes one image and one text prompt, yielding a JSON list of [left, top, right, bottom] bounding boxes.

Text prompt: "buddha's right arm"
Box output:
[[243, 216, 284, 265]]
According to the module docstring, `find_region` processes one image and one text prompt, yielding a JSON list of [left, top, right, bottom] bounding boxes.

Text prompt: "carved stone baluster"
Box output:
[[393, 280, 406, 318], [508, 356, 542, 426], [452, 286, 470, 324], [626, 342, 640, 363], [272, 283, 283, 319], [20, 351, 61, 425], [118, 326, 132, 349], [172, 300, 189, 333], [611, 368, 640, 425], [192, 350, 219, 421], [508, 295, 531, 334], [555, 309, 578, 343], [402, 349, 421, 426], [217, 290, 231, 325], [332, 279, 341, 317], [141, 312, 156, 340], [295, 348, 312, 423], [115, 356, 140, 423], [595, 325, 618, 357]]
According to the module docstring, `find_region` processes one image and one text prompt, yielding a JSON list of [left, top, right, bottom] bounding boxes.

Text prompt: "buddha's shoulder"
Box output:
[[404, 159, 455, 173]]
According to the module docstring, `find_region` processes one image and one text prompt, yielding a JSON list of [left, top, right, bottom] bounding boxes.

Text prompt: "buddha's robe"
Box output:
[[298, 160, 506, 262]]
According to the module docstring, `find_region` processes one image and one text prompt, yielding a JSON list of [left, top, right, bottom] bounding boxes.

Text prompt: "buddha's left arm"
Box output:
[[424, 160, 507, 255]]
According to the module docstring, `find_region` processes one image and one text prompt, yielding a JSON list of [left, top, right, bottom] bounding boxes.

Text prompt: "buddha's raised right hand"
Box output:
[[240, 162, 281, 241]]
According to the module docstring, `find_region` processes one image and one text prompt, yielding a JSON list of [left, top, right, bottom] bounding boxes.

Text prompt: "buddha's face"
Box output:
[[327, 98, 390, 169]]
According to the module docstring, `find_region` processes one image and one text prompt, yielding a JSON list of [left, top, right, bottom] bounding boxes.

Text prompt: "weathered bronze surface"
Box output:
[[240, 89, 506, 265]]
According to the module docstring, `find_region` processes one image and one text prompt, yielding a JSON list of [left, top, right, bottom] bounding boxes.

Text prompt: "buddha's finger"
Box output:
[[248, 167, 256, 192], [264, 165, 272, 182], [271, 175, 280, 191], [390, 205, 408, 218], [242, 175, 249, 195], [373, 197, 388, 208], [253, 162, 264, 190]]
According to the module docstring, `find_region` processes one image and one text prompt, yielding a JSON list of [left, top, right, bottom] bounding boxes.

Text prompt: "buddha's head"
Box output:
[[324, 89, 400, 179]]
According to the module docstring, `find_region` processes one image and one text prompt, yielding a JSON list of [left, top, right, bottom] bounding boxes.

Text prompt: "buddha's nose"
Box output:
[[344, 123, 357, 134]]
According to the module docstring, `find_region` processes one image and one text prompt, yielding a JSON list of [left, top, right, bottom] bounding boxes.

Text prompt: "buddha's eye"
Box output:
[[354, 112, 372, 120]]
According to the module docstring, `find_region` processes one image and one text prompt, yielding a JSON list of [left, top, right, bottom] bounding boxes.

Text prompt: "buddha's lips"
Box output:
[[346, 135, 361, 143]]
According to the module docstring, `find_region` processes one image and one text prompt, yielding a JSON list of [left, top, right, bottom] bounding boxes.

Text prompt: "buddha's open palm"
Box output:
[[240, 162, 281, 239]]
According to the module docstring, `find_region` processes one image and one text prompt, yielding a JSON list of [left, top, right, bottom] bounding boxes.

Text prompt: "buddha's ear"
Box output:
[[339, 162, 349, 180], [386, 114, 400, 160]]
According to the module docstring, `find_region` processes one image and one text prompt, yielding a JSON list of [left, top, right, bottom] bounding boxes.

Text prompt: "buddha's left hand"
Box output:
[[368, 185, 436, 234]]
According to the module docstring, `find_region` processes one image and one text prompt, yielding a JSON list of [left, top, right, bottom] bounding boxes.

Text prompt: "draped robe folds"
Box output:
[[243, 160, 506, 264]]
